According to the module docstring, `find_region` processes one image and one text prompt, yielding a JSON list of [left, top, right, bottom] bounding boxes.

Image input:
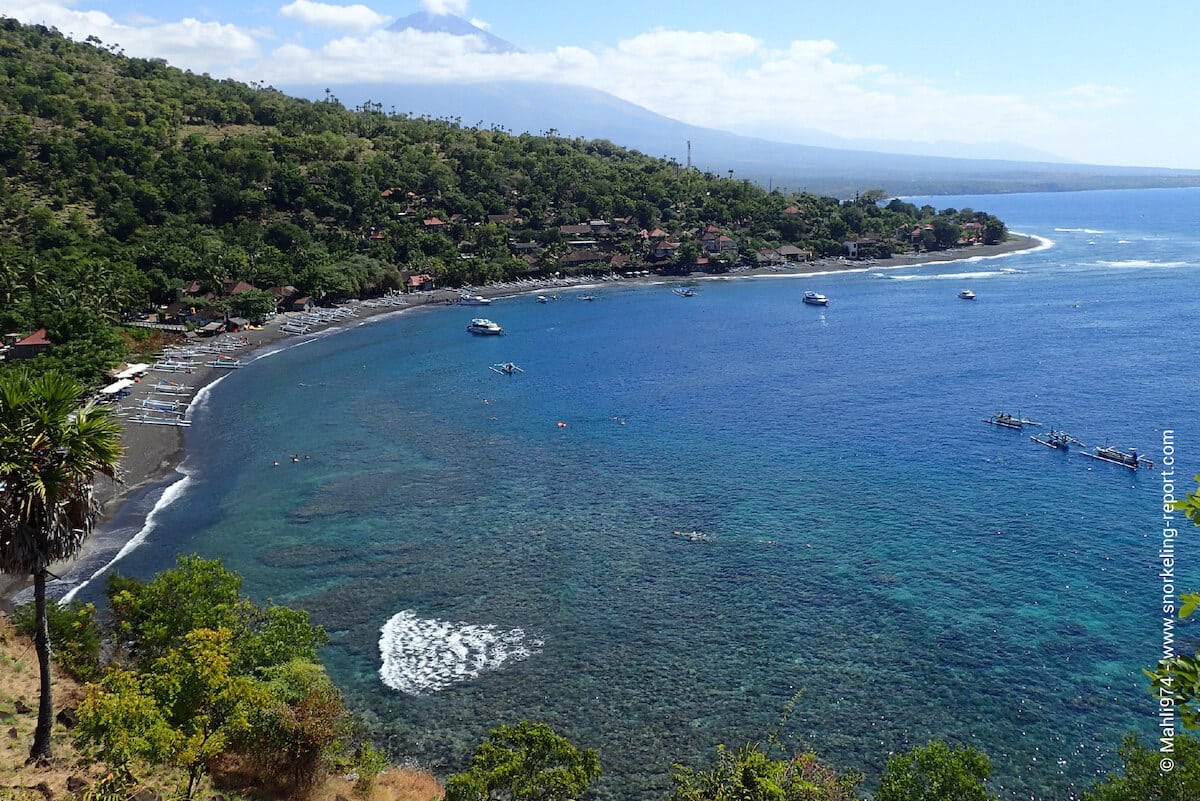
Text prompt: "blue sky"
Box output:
[[3, 0, 1199, 169]]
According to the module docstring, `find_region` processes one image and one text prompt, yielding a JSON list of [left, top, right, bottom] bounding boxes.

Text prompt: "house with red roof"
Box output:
[[9, 328, 52, 360], [406, 273, 435, 292]]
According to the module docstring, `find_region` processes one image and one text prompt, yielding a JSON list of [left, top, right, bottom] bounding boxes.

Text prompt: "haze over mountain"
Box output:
[[284, 11, 1200, 197], [388, 10, 520, 54]]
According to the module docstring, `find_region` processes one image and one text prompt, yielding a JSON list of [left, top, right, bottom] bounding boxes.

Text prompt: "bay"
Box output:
[[81, 187, 1200, 799]]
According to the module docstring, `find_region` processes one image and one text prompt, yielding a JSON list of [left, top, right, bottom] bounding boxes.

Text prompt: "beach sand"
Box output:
[[0, 234, 1041, 606]]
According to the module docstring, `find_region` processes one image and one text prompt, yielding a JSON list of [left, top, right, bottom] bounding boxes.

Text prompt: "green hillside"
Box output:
[[0, 18, 1001, 385]]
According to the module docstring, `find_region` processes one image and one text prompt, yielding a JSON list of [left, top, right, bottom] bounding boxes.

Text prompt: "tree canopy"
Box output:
[[0, 18, 1007, 386]]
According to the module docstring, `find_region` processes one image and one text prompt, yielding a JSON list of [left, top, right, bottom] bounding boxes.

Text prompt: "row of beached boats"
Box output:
[[114, 376, 199, 427], [984, 412, 1154, 470], [280, 305, 360, 336], [125, 330, 266, 426]]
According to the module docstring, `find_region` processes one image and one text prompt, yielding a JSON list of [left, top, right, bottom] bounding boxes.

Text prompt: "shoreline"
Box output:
[[0, 233, 1041, 608]]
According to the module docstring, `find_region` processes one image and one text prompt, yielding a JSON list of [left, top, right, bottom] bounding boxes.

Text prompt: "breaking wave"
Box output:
[[1091, 259, 1192, 269], [886, 268, 1026, 281], [379, 610, 543, 695]]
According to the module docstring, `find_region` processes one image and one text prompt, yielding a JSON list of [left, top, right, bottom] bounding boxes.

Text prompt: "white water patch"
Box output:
[[379, 610, 542, 695], [887, 269, 1023, 282], [59, 464, 195, 603], [1054, 227, 1106, 234], [1090, 259, 1193, 269]]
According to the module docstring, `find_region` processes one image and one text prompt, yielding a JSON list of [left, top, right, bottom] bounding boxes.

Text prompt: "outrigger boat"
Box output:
[[489, 362, 524, 375], [205, 356, 242, 368], [983, 412, 1042, 430], [1030, 429, 1081, 450], [151, 379, 194, 395], [1080, 445, 1154, 471]]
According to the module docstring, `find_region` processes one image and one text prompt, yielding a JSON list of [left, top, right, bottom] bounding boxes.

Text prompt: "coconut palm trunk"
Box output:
[[0, 368, 123, 762], [30, 566, 53, 760]]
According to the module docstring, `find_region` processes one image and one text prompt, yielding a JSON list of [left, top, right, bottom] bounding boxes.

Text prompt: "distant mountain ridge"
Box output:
[[291, 79, 1200, 197], [302, 12, 1200, 197]]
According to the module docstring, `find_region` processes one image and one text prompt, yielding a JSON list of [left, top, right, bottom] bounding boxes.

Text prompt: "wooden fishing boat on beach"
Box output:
[[151, 379, 194, 395], [150, 360, 196, 373]]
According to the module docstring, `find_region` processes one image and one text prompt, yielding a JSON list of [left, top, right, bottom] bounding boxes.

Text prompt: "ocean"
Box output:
[[69, 187, 1200, 799]]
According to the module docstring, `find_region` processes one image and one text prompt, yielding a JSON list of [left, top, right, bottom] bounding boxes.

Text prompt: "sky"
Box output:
[[3, 0, 1199, 169]]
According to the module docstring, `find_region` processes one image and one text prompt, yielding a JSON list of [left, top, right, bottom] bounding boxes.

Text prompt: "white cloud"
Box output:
[[236, 25, 1072, 152], [468, 17, 490, 31], [279, 0, 388, 34], [419, 0, 469, 16], [0, 2, 260, 71], [0, 3, 1158, 165], [1052, 83, 1129, 111]]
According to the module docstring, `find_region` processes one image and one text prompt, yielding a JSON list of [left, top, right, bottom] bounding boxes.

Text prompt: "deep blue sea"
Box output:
[[70, 187, 1200, 799]]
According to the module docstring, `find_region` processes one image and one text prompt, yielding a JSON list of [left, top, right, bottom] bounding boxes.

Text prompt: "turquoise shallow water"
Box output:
[[71, 187, 1200, 799]]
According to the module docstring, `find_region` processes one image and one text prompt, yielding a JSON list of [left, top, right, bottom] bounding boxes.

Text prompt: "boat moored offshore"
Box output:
[[983, 412, 1041, 430], [467, 318, 504, 335], [802, 290, 829, 306], [1081, 445, 1154, 470]]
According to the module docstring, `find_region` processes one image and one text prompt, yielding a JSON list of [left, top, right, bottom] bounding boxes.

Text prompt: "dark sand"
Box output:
[[0, 234, 1042, 606]]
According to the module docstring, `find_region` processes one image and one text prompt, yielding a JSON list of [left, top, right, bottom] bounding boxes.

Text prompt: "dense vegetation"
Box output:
[[3, 547, 1199, 799], [0, 18, 1006, 386]]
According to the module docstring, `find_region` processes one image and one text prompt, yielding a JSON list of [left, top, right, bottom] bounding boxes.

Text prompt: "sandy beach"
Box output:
[[0, 233, 1040, 607]]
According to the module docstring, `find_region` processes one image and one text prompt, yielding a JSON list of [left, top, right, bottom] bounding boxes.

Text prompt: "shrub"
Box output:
[[11, 599, 101, 680]]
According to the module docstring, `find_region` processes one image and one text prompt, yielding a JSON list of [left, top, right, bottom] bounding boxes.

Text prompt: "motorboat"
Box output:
[[673, 287, 696, 297], [958, 289, 976, 300], [536, 295, 549, 303], [802, 290, 829, 306], [458, 292, 492, 306], [467, 318, 504, 335]]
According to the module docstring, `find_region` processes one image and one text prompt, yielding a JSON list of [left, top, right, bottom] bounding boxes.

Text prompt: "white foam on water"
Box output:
[[887, 269, 1016, 281], [60, 463, 195, 603], [378, 610, 543, 695], [1091, 259, 1192, 269], [1054, 227, 1106, 234]]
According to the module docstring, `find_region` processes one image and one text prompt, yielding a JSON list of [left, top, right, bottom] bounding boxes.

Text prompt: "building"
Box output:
[[8, 328, 52, 360]]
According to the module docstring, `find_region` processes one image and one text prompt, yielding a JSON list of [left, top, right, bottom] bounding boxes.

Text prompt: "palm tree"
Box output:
[[0, 368, 123, 762]]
